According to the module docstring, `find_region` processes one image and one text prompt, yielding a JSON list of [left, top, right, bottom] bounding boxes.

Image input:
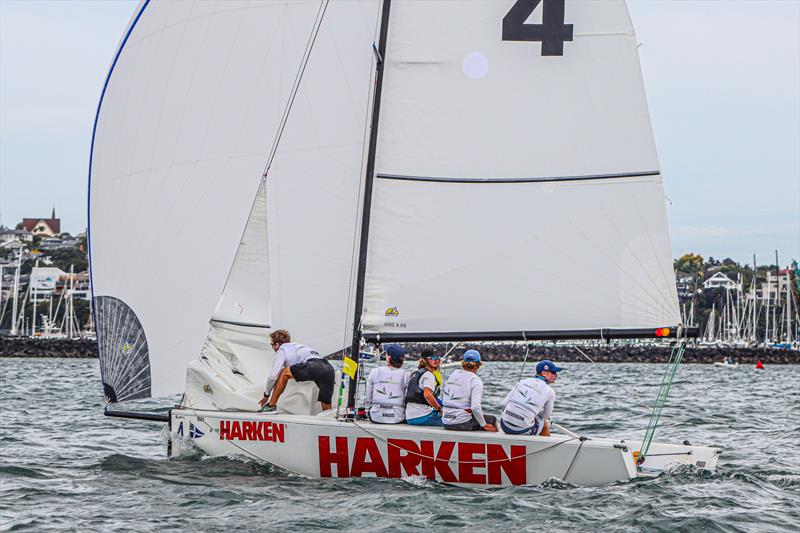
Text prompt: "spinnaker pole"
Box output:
[[347, 0, 392, 411]]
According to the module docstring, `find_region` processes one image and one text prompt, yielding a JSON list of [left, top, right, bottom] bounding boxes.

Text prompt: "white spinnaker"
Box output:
[[90, 0, 330, 398], [212, 178, 270, 327], [264, 0, 380, 357], [363, 0, 680, 333]]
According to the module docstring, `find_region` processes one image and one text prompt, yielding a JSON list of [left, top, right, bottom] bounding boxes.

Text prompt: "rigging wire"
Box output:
[[261, 0, 331, 177]]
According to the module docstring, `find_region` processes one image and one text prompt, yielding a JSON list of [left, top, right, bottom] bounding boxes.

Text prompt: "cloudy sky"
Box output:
[[1, 0, 798, 266]]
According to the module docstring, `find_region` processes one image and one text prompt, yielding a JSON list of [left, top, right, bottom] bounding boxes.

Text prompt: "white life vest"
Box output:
[[368, 366, 407, 424], [501, 377, 553, 430], [442, 369, 481, 425]]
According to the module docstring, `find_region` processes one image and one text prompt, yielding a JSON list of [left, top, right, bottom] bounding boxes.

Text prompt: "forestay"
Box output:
[[362, 0, 680, 336]]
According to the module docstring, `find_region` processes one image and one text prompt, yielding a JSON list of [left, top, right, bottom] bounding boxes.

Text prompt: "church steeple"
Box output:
[[51, 206, 56, 219]]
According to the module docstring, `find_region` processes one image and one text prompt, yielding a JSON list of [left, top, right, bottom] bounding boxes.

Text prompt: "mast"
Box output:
[[347, 0, 392, 411], [773, 250, 779, 342], [10, 251, 21, 336], [752, 254, 757, 343]]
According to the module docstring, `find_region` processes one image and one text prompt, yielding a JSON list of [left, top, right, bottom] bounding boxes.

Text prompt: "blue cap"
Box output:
[[536, 360, 563, 374], [385, 344, 405, 362], [463, 349, 481, 363]]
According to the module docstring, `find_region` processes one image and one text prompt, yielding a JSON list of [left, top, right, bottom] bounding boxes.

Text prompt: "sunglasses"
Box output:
[[425, 356, 441, 360]]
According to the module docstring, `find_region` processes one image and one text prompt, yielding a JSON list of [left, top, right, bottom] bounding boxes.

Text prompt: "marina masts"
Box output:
[[348, 0, 392, 411]]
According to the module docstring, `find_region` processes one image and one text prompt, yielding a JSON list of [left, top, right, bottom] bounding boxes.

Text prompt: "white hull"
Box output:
[[713, 362, 739, 369], [170, 409, 720, 487]]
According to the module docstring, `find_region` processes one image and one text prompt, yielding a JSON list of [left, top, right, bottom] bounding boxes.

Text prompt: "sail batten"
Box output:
[[377, 171, 660, 184]]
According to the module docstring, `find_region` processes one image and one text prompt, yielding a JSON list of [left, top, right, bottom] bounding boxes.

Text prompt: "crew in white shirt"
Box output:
[[442, 350, 497, 431], [365, 345, 409, 424], [500, 359, 562, 436], [259, 329, 335, 412]]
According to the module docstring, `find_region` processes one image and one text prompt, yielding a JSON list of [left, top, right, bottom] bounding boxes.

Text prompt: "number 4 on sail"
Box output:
[[89, 0, 720, 487]]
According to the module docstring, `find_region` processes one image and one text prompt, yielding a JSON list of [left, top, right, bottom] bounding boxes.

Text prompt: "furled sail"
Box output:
[[89, 0, 342, 400], [362, 0, 681, 338]]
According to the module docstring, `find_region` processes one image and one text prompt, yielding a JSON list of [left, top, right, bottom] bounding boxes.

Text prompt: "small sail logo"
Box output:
[[376, 387, 400, 400], [385, 307, 399, 317], [189, 422, 204, 439], [121, 342, 133, 355]]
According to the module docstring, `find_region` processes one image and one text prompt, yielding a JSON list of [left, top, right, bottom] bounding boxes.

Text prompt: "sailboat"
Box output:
[[89, 0, 719, 486]]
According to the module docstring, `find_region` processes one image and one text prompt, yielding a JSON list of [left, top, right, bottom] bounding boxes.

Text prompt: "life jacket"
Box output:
[[405, 368, 440, 405], [501, 377, 553, 430], [370, 366, 407, 407], [442, 369, 480, 424]]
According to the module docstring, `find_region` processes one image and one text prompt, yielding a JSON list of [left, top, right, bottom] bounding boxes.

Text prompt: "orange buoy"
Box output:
[[755, 360, 765, 369]]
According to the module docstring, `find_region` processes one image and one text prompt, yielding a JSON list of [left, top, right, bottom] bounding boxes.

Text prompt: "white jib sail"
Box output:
[[363, 0, 680, 335], [263, 0, 380, 357], [212, 177, 270, 328], [90, 0, 336, 400]]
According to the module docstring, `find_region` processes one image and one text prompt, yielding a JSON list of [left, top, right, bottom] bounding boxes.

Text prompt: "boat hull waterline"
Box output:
[[170, 410, 720, 487]]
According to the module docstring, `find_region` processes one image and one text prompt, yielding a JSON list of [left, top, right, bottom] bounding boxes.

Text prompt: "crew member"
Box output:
[[499, 359, 563, 436], [259, 329, 335, 412], [364, 344, 409, 424], [405, 348, 443, 426], [442, 350, 497, 431]]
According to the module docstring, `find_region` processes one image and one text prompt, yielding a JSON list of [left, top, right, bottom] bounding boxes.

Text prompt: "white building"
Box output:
[[703, 272, 740, 291]]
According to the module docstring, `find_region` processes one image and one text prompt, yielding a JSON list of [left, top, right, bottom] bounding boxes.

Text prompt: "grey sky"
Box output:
[[1, 0, 798, 266]]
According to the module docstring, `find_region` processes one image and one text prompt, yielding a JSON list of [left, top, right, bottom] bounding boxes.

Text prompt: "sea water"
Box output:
[[1, 358, 798, 531]]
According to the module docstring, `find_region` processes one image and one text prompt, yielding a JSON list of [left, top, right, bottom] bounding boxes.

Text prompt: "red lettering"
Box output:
[[319, 436, 349, 478], [458, 442, 487, 484], [219, 420, 230, 440], [420, 441, 457, 482], [242, 421, 256, 440], [273, 423, 284, 443], [487, 444, 527, 485], [387, 439, 422, 478], [351, 438, 388, 478], [230, 421, 243, 440]]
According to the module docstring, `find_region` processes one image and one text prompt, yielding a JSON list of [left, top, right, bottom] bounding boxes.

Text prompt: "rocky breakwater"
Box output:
[[0, 337, 98, 358], [397, 343, 800, 365]]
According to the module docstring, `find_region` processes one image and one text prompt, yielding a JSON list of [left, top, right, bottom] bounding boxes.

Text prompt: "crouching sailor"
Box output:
[[405, 348, 443, 426], [442, 350, 497, 432], [499, 360, 563, 436], [259, 329, 335, 412], [365, 344, 409, 424]]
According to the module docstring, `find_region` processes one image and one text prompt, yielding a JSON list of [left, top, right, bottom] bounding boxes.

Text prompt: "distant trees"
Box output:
[[674, 253, 704, 275]]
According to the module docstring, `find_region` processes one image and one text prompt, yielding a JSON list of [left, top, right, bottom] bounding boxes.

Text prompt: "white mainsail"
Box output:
[[362, 0, 680, 336]]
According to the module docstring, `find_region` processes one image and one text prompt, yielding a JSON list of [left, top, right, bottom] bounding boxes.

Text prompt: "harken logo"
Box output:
[[385, 307, 399, 317]]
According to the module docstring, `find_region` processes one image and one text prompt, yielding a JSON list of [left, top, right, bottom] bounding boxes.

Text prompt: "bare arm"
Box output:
[[423, 388, 440, 411]]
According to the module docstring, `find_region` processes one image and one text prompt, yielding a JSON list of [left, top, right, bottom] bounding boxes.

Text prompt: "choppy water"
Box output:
[[1, 358, 798, 532]]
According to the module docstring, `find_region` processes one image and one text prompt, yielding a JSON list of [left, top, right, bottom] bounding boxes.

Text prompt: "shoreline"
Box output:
[[1, 338, 799, 364]]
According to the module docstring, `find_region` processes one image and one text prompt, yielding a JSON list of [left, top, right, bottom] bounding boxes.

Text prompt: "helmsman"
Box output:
[[499, 359, 563, 436]]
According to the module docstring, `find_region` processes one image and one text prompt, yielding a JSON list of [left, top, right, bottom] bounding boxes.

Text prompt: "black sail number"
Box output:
[[502, 0, 573, 56]]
